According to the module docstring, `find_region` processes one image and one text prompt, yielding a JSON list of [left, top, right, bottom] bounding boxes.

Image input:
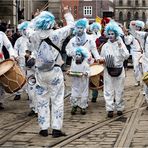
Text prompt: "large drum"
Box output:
[[0, 59, 26, 93], [89, 63, 104, 90]]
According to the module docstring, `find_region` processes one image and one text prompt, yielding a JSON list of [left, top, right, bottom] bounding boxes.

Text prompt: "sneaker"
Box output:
[[14, 95, 21, 100], [134, 82, 140, 87], [52, 129, 66, 138], [39, 129, 48, 137], [81, 108, 86, 115], [117, 111, 123, 116], [0, 103, 4, 110], [91, 98, 97, 103], [71, 106, 77, 115], [107, 111, 113, 118], [143, 91, 146, 96]]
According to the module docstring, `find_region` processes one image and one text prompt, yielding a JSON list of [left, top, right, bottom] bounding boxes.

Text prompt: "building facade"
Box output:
[[115, 0, 148, 27]]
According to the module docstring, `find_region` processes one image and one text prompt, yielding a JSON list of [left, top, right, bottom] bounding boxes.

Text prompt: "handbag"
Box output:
[[107, 67, 123, 77]]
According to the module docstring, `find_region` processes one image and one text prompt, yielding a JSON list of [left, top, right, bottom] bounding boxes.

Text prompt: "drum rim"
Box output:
[[0, 59, 14, 76], [90, 63, 104, 77]]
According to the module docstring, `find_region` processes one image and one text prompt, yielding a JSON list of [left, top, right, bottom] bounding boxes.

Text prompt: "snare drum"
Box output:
[[89, 63, 104, 90], [0, 59, 26, 93]]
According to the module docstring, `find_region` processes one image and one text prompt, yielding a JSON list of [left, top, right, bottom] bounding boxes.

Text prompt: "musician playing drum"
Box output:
[[0, 31, 17, 110], [100, 21, 129, 118]]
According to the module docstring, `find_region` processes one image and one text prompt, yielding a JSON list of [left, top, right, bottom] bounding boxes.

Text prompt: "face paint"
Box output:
[[93, 27, 99, 33], [76, 26, 84, 36], [135, 25, 141, 31], [108, 31, 116, 42], [75, 52, 84, 64]]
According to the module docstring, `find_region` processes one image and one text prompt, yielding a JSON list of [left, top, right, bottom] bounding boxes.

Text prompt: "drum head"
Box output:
[[0, 59, 14, 76], [90, 63, 104, 76]]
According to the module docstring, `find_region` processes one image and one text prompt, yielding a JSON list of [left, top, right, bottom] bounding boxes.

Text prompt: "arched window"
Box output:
[[119, 0, 123, 6], [127, 12, 131, 20], [142, 12, 146, 22], [134, 12, 139, 20], [119, 11, 123, 21]]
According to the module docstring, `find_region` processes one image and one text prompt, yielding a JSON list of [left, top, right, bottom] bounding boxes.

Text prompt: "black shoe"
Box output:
[[0, 103, 4, 110], [71, 106, 77, 115], [107, 111, 113, 118], [39, 130, 48, 137], [28, 110, 37, 116], [117, 111, 123, 116], [91, 98, 97, 103], [81, 108, 86, 115], [52, 129, 66, 138], [14, 95, 21, 100]]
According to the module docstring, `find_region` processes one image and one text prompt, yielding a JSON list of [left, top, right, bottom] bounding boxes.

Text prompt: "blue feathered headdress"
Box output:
[[104, 21, 123, 37], [75, 47, 89, 58], [18, 21, 30, 31], [75, 18, 88, 29], [32, 11, 55, 30], [135, 20, 145, 29], [90, 22, 102, 31]]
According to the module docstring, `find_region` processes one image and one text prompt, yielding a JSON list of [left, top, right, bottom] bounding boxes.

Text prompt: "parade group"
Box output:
[[0, 6, 148, 138]]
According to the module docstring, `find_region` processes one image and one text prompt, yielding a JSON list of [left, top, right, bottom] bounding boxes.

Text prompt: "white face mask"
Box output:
[[135, 25, 141, 31], [76, 26, 84, 36], [93, 27, 99, 33], [108, 31, 116, 42]]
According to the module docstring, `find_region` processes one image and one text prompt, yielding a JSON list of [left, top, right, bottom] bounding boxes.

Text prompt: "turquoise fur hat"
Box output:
[[104, 20, 123, 37], [135, 20, 145, 29], [75, 47, 89, 58], [75, 18, 88, 29], [33, 11, 55, 30], [90, 22, 102, 31], [18, 21, 30, 31]]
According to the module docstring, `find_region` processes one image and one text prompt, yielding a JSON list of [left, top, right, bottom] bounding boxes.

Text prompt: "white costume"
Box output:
[[28, 11, 74, 133], [101, 38, 129, 112], [0, 31, 17, 106], [124, 34, 142, 84]]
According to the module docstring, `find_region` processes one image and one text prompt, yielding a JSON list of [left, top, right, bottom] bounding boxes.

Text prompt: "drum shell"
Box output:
[[0, 59, 26, 93]]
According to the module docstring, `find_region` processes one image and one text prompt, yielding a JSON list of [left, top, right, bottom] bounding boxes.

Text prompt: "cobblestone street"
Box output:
[[0, 68, 147, 148]]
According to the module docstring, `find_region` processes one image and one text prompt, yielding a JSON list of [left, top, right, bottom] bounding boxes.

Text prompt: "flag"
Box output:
[[96, 16, 102, 24]]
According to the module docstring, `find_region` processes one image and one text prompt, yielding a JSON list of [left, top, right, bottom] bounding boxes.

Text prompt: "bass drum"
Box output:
[[0, 59, 26, 93], [89, 63, 104, 90]]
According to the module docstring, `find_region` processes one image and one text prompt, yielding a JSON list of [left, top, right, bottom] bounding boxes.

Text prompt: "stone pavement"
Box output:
[[0, 68, 147, 148]]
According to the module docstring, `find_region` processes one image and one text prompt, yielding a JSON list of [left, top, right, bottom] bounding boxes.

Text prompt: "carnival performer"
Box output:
[[89, 22, 102, 102], [124, 29, 142, 86], [100, 21, 129, 118], [130, 20, 148, 108], [0, 31, 17, 110], [67, 47, 91, 115], [13, 21, 30, 100], [66, 18, 101, 113], [27, 6, 74, 137]]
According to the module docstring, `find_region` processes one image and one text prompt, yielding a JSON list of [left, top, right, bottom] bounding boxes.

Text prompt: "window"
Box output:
[[134, 12, 139, 20], [119, 12, 123, 21], [135, 0, 138, 6], [127, 12, 131, 20], [119, 0, 123, 6], [127, 0, 131, 6], [142, 12, 146, 22], [83, 6, 92, 16], [142, 0, 145, 6]]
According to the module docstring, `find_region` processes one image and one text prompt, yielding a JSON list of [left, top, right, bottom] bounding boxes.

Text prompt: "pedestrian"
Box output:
[[100, 21, 129, 118], [27, 6, 74, 137], [0, 31, 17, 110], [66, 18, 101, 112], [67, 47, 91, 115]]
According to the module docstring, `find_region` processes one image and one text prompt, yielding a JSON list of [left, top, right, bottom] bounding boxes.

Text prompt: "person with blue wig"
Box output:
[[89, 22, 104, 102], [66, 18, 102, 114], [67, 47, 91, 115], [27, 6, 74, 137], [130, 20, 148, 108], [100, 21, 129, 118]]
